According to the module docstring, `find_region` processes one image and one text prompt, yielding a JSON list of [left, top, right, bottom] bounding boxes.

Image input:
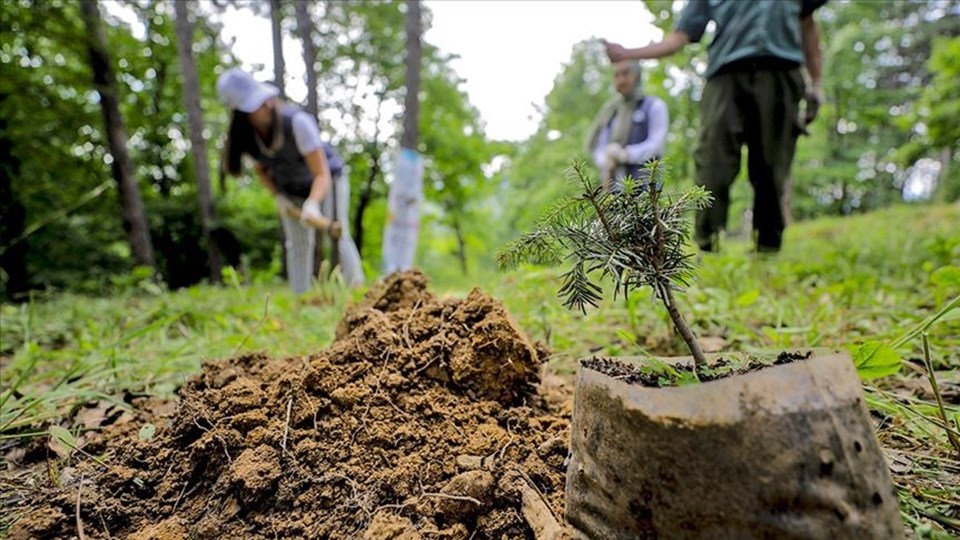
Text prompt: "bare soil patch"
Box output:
[[7, 271, 570, 539]]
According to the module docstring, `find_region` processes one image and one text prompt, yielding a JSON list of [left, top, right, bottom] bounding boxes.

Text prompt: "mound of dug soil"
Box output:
[[10, 271, 571, 539]]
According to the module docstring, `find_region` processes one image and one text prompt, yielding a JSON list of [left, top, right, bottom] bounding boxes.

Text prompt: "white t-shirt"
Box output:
[[291, 111, 323, 156]]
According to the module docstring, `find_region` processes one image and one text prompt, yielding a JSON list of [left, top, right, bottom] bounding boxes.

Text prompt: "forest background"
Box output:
[[1, 0, 957, 297]]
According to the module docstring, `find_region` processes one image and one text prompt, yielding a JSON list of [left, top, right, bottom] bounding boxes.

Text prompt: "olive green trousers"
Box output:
[[694, 66, 805, 251]]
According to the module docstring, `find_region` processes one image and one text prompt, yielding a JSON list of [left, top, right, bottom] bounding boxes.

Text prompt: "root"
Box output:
[[75, 475, 86, 540]]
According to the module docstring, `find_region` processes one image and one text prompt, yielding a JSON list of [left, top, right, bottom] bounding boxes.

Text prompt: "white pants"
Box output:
[[323, 172, 364, 288], [280, 173, 364, 294], [279, 211, 316, 295]]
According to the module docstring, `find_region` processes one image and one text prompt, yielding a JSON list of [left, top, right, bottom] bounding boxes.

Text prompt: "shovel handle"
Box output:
[[284, 207, 343, 240]]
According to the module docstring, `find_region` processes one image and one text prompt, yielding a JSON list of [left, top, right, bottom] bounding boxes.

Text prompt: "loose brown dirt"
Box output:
[[7, 270, 571, 539]]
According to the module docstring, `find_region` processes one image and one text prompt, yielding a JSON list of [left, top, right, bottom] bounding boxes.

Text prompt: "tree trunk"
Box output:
[[295, 0, 331, 276], [936, 146, 956, 203], [0, 98, 29, 300], [401, 0, 421, 150], [450, 207, 468, 274], [353, 96, 386, 257], [174, 0, 223, 283], [79, 0, 155, 269], [353, 147, 381, 257], [295, 1, 318, 118], [270, 0, 286, 98], [270, 0, 288, 276]]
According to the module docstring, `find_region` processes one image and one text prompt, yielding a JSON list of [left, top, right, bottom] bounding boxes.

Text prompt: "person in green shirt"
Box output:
[[605, 0, 827, 252]]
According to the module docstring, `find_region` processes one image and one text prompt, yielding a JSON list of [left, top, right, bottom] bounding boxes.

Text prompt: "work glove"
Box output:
[[604, 143, 628, 166], [803, 80, 825, 127], [274, 193, 297, 217], [300, 198, 323, 225]]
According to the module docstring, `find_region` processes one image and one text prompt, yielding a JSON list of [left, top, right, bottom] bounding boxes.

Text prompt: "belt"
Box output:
[[715, 56, 801, 76]]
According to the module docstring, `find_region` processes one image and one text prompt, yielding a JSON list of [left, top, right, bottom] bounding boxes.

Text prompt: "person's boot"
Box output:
[[754, 230, 782, 253]]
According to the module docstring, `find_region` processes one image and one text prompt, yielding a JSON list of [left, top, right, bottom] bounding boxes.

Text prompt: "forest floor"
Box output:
[[1, 203, 958, 538]]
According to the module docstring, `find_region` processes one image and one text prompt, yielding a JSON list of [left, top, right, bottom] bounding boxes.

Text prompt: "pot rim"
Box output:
[[575, 349, 863, 425]]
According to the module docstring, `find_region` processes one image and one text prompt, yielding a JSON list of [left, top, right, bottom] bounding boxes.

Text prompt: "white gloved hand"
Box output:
[[300, 198, 323, 224], [604, 142, 628, 165], [274, 193, 297, 217]]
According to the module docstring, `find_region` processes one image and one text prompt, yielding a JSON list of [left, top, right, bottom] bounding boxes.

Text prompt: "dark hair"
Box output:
[[223, 109, 254, 176], [222, 103, 280, 176]]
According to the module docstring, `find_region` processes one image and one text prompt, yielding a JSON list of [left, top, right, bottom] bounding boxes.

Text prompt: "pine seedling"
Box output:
[[499, 161, 713, 368]]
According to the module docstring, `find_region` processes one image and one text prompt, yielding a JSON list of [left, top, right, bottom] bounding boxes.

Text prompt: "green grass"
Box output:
[[1, 202, 958, 537]]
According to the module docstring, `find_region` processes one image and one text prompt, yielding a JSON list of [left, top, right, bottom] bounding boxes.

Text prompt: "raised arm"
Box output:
[[605, 32, 690, 62], [801, 13, 824, 125], [801, 14, 822, 87]]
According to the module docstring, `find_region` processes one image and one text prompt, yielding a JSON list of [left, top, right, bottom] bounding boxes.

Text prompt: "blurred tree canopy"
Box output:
[[1, 0, 956, 299], [500, 0, 959, 245]]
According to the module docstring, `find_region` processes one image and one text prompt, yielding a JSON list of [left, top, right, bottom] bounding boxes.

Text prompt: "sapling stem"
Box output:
[[648, 171, 707, 369], [663, 286, 707, 369]]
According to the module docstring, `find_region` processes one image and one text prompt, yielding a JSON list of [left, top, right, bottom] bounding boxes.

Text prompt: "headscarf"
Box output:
[[587, 61, 644, 152]]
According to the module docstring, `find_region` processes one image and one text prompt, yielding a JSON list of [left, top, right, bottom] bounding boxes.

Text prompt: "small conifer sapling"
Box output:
[[499, 161, 713, 369]]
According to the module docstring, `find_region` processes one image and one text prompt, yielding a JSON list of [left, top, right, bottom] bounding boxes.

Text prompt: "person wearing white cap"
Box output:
[[217, 68, 364, 293]]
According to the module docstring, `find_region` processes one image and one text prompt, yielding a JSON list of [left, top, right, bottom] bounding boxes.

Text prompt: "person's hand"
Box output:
[[604, 40, 628, 62], [604, 143, 628, 165], [803, 80, 825, 126], [300, 198, 323, 224], [274, 193, 297, 217]]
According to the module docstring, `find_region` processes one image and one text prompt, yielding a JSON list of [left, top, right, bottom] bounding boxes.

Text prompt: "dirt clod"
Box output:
[[9, 270, 569, 539]]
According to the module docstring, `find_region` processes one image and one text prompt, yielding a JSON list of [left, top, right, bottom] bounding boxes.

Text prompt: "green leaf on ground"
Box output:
[[736, 290, 760, 307], [138, 423, 156, 441], [930, 265, 960, 290], [849, 341, 902, 380]]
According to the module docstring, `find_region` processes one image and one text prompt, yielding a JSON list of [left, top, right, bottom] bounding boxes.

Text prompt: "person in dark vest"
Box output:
[[588, 59, 669, 193], [604, 0, 827, 252], [217, 68, 361, 294]]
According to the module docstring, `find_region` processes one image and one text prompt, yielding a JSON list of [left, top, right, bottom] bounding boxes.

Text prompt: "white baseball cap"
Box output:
[[216, 68, 279, 113]]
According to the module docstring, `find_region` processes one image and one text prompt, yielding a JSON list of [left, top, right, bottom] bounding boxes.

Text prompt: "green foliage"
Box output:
[[0, 0, 234, 295], [500, 162, 711, 313], [900, 36, 960, 202], [417, 55, 497, 274], [792, 1, 960, 215], [848, 341, 902, 380], [0, 280, 350, 435], [500, 0, 959, 243], [500, 40, 611, 237]]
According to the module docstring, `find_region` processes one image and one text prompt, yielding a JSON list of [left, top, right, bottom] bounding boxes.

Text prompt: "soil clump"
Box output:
[[9, 271, 569, 539]]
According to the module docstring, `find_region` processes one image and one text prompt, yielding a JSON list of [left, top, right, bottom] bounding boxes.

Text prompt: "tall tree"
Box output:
[[382, 0, 424, 272], [79, 0, 155, 269], [419, 62, 497, 274], [401, 0, 422, 150], [294, 0, 333, 274], [174, 0, 223, 283], [502, 40, 610, 235], [0, 96, 29, 299], [296, 1, 319, 118], [270, 0, 286, 97]]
